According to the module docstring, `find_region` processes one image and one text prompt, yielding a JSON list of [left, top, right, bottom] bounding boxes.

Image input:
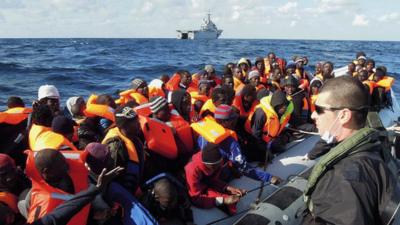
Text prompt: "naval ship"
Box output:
[[177, 13, 223, 39]]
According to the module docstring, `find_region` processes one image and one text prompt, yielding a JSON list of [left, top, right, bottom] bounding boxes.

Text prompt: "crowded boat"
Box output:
[[0, 51, 399, 225]]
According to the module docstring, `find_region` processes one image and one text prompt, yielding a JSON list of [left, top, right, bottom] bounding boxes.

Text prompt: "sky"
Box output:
[[0, 0, 399, 40]]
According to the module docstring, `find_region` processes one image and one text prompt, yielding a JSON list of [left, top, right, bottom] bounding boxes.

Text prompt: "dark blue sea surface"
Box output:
[[0, 38, 399, 109]]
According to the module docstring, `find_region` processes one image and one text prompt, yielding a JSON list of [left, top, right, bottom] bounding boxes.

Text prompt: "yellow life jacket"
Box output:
[[29, 124, 52, 150], [264, 58, 271, 75], [245, 96, 293, 143], [191, 117, 231, 144], [190, 92, 209, 105], [32, 130, 78, 151], [376, 76, 395, 92], [233, 77, 245, 93], [199, 99, 217, 117], [102, 127, 139, 163], [310, 94, 318, 113]]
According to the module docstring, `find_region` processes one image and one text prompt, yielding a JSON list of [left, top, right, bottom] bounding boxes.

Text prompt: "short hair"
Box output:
[[153, 178, 177, 199], [323, 61, 334, 68], [96, 94, 116, 109], [177, 70, 191, 78], [34, 149, 67, 173], [319, 76, 369, 128], [241, 84, 256, 97], [366, 59, 375, 67], [7, 96, 24, 108], [211, 88, 225, 104], [32, 103, 53, 127], [221, 84, 235, 105], [356, 51, 366, 58]]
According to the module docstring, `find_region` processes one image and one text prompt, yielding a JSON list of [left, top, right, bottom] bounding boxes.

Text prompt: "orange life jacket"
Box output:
[[138, 116, 178, 159], [245, 96, 293, 143], [0, 192, 18, 213], [310, 95, 318, 113], [29, 124, 52, 150], [0, 107, 32, 125], [190, 92, 209, 105], [169, 110, 194, 154], [25, 150, 90, 225], [166, 73, 181, 91], [263, 58, 271, 75], [374, 76, 395, 92], [32, 130, 78, 151], [117, 90, 149, 105], [233, 77, 245, 93], [148, 79, 166, 98], [362, 80, 377, 95], [102, 127, 139, 163], [232, 96, 259, 118]]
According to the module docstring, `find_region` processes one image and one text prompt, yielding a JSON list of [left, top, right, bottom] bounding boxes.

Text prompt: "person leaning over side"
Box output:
[[301, 76, 400, 225]]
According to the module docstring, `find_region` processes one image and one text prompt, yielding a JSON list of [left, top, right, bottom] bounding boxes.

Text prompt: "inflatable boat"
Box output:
[[192, 67, 400, 225]]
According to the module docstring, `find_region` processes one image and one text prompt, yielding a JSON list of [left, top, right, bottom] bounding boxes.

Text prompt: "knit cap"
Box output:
[[248, 70, 260, 80], [150, 96, 168, 114], [270, 90, 289, 108], [131, 79, 146, 90], [84, 143, 110, 174], [214, 104, 237, 120]]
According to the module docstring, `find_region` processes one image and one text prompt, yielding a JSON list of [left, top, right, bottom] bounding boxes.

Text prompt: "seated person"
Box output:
[[64, 96, 86, 122], [102, 107, 145, 194], [117, 79, 149, 105], [197, 105, 281, 184], [185, 142, 246, 215], [244, 91, 293, 162], [141, 174, 193, 225]]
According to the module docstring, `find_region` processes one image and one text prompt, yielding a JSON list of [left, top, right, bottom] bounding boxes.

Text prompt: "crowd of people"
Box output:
[[0, 51, 397, 225]]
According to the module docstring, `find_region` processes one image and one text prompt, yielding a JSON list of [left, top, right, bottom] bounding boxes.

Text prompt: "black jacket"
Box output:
[[302, 136, 400, 225]]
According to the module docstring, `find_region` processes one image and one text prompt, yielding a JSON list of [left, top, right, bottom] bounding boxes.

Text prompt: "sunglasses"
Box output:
[[314, 104, 369, 115]]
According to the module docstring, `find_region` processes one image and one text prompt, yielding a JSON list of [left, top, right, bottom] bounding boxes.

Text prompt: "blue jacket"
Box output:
[[198, 136, 272, 182]]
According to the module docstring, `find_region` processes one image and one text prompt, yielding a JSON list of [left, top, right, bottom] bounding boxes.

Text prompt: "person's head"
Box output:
[[358, 69, 369, 82], [221, 84, 235, 105], [222, 75, 234, 90], [66, 96, 85, 118], [160, 74, 170, 84], [241, 84, 257, 105], [237, 58, 249, 71], [178, 70, 192, 87], [211, 88, 226, 107], [0, 154, 17, 190], [248, 70, 261, 87], [285, 63, 296, 76], [34, 149, 70, 189], [198, 70, 209, 80], [356, 51, 366, 59], [205, 65, 216, 78], [294, 56, 306, 69], [366, 59, 375, 72], [347, 62, 356, 73], [271, 67, 283, 81], [115, 106, 141, 138], [373, 67, 385, 82], [267, 52, 276, 62], [310, 81, 322, 95], [96, 94, 117, 109], [84, 143, 113, 175], [357, 55, 367, 66], [322, 61, 334, 79], [214, 104, 238, 129], [52, 116, 77, 141], [7, 96, 24, 109], [270, 90, 289, 118], [255, 57, 264, 70], [171, 90, 191, 119], [257, 88, 270, 101], [311, 76, 369, 143], [198, 80, 211, 96], [283, 75, 299, 95], [232, 67, 244, 82], [131, 79, 149, 98], [153, 178, 178, 211], [150, 96, 171, 122], [38, 84, 60, 115], [202, 142, 223, 173], [315, 62, 323, 74], [377, 66, 387, 75], [32, 103, 53, 127]]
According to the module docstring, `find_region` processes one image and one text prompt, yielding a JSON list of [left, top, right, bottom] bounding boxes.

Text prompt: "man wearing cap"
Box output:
[[37, 84, 61, 116], [244, 90, 294, 162], [185, 142, 246, 215], [64, 96, 86, 122], [198, 105, 281, 184], [301, 76, 400, 225], [237, 58, 250, 77], [247, 70, 265, 92], [117, 78, 149, 105], [102, 106, 145, 194]]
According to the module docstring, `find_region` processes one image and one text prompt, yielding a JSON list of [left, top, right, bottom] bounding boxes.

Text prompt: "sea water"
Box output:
[[0, 38, 399, 109]]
